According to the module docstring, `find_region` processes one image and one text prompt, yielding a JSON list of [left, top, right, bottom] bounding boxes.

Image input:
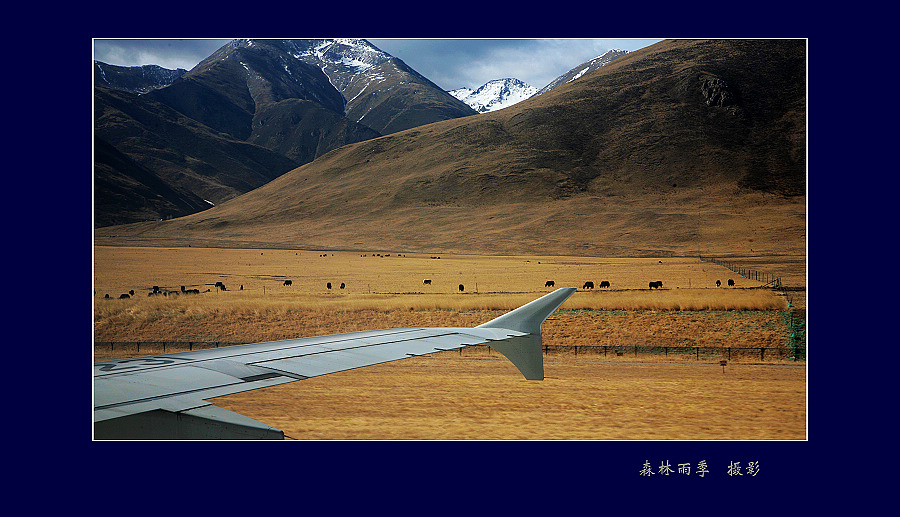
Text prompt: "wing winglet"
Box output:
[[477, 288, 575, 380]]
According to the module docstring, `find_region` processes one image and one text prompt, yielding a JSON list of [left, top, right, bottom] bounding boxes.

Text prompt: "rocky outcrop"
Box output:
[[700, 75, 735, 107]]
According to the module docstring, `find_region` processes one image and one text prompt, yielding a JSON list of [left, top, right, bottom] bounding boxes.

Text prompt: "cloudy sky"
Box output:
[[92, 38, 663, 91]]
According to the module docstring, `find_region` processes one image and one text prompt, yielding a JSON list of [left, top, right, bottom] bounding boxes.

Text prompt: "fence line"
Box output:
[[699, 254, 782, 288], [94, 342, 802, 362], [539, 344, 798, 361]]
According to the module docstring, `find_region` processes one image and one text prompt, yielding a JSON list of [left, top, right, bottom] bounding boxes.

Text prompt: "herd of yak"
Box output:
[[102, 277, 737, 300]]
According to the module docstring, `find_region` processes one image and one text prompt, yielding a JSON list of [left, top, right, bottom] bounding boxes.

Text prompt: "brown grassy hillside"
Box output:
[[95, 39, 806, 258]]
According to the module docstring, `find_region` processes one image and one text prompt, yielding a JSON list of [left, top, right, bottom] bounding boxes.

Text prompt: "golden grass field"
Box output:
[[93, 245, 807, 440], [213, 356, 806, 440]]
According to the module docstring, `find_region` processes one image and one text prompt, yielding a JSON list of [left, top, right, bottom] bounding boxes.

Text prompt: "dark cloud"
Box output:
[[93, 39, 230, 70]]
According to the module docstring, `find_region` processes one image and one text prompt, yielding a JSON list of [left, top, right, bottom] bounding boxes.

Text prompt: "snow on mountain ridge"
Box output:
[[449, 78, 538, 113], [284, 39, 391, 72], [535, 49, 629, 96]]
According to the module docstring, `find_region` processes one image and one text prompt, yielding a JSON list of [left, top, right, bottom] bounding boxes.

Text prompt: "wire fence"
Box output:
[[698, 254, 805, 361], [699, 254, 782, 287], [490, 343, 796, 361], [94, 341, 803, 362]]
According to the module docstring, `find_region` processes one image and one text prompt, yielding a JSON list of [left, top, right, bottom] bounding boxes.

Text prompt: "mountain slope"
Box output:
[[96, 39, 806, 258], [94, 137, 212, 226], [534, 49, 629, 96], [94, 84, 300, 209]]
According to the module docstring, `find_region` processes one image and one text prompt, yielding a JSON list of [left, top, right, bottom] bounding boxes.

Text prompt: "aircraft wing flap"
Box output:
[[94, 366, 247, 408], [94, 373, 298, 422]]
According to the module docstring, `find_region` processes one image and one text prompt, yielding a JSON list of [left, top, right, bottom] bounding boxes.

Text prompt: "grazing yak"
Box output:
[[423, 279, 432, 285], [649, 281, 663, 289], [545, 280, 555, 288], [582, 281, 594, 290], [728, 279, 735, 286], [599, 281, 610, 288], [283, 280, 292, 286]]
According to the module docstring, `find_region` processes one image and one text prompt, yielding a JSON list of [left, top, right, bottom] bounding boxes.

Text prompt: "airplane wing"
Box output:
[[94, 287, 576, 440]]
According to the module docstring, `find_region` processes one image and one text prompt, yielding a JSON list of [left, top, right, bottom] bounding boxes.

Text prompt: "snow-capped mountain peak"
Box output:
[[283, 39, 391, 72], [449, 78, 538, 113]]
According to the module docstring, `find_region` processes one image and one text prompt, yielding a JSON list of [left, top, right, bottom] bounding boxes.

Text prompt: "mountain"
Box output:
[[94, 84, 300, 225], [96, 39, 806, 258], [251, 39, 477, 135], [450, 78, 538, 113], [94, 39, 476, 227], [534, 49, 629, 96], [94, 62, 187, 94], [448, 50, 628, 114]]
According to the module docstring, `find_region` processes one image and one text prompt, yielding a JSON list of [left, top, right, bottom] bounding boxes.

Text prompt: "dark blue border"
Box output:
[[72, 3, 842, 510]]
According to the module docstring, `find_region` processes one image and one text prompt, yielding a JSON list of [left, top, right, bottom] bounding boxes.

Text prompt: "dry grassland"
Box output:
[[94, 246, 797, 350], [212, 355, 806, 440], [93, 246, 802, 297], [93, 246, 806, 440]]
